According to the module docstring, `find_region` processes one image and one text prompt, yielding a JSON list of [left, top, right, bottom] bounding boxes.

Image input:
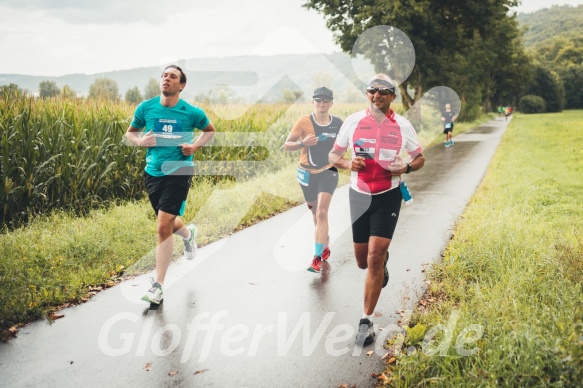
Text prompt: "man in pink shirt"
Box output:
[[329, 74, 425, 346]]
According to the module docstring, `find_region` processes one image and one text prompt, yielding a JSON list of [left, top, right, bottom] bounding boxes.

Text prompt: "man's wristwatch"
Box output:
[[298, 140, 304, 148], [405, 163, 412, 174]]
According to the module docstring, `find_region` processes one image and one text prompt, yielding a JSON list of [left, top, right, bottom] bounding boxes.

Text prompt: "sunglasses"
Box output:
[[366, 87, 395, 95], [314, 98, 332, 103]]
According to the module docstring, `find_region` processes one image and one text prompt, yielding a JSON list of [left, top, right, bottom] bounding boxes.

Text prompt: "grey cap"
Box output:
[[313, 87, 333, 99], [367, 78, 395, 92]]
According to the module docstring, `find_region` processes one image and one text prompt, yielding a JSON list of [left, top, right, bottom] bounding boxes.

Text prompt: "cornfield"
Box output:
[[0, 94, 144, 229]]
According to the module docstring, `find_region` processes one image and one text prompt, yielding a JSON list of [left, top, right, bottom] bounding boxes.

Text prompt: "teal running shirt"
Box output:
[[131, 97, 210, 176]]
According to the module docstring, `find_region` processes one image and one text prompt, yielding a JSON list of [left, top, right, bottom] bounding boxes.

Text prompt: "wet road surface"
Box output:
[[0, 117, 510, 387]]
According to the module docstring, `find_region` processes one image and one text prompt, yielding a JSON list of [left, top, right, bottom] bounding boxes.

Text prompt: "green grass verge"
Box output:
[[379, 111, 583, 386]]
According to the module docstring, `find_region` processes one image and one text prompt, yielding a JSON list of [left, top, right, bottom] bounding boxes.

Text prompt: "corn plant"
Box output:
[[0, 94, 144, 229]]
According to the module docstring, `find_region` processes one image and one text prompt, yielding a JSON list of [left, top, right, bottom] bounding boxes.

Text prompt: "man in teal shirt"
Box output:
[[126, 65, 215, 304]]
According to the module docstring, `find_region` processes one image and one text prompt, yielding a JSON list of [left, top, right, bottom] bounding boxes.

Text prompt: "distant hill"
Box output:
[[517, 4, 583, 48], [0, 53, 374, 103]]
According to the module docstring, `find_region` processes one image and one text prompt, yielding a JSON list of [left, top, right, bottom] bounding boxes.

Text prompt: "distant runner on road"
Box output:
[[504, 106, 512, 120], [284, 87, 346, 273], [441, 103, 458, 147], [329, 74, 425, 347], [125, 65, 216, 305]]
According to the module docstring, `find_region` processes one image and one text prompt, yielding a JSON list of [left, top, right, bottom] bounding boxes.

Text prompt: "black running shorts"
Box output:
[[349, 187, 402, 243], [144, 167, 193, 216], [300, 167, 339, 203]]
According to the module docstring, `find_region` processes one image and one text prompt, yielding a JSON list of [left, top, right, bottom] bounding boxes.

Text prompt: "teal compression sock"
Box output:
[[315, 243, 326, 257]]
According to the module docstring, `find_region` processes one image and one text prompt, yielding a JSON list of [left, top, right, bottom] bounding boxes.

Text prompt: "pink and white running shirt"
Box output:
[[333, 108, 422, 195]]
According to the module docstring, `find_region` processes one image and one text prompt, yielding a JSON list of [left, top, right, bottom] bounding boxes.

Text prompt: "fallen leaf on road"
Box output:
[[377, 373, 390, 382], [382, 352, 390, 360], [388, 357, 396, 364], [88, 286, 103, 291], [168, 370, 178, 376], [194, 369, 209, 375], [374, 312, 383, 317], [144, 362, 152, 371], [49, 313, 65, 320], [366, 350, 374, 356], [8, 325, 19, 334]]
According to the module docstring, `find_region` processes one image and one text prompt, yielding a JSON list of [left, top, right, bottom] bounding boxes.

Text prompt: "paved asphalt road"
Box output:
[[0, 117, 510, 387]]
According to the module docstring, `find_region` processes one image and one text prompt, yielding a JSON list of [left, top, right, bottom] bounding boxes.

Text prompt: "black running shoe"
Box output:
[[382, 251, 389, 288], [355, 318, 375, 346]]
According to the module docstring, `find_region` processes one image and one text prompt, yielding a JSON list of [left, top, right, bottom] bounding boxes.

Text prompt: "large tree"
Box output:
[[0, 83, 22, 97], [89, 78, 119, 101], [525, 65, 565, 112], [39, 80, 61, 98], [61, 85, 77, 99], [125, 86, 143, 104], [560, 65, 583, 109], [532, 36, 583, 109], [144, 78, 160, 100], [303, 0, 524, 117], [477, 12, 533, 112]]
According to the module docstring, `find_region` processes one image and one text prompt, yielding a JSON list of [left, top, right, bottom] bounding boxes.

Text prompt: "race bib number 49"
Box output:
[[154, 119, 183, 139]]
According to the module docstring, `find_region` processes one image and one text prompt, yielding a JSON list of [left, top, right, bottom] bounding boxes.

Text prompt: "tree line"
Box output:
[[517, 5, 583, 112], [302, 0, 583, 116], [0, 78, 162, 104], [3, 79, 315, 106], [2, 3, 581, 114]]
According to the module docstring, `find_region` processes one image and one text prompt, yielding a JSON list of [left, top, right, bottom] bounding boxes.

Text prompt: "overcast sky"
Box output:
[[1, 0, 582, 77]]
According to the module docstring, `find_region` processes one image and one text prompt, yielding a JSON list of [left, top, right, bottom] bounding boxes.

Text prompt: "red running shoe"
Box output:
[[307, 256, 323, 273], [321, 247, 330, 261]]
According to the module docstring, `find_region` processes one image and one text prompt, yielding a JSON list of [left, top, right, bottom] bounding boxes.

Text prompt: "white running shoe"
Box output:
[[183, 224, 198, 260], [141, 280, 163, 304]]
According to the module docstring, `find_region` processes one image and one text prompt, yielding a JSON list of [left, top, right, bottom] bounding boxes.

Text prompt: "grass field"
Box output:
[[377, 111, 583, 386]]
